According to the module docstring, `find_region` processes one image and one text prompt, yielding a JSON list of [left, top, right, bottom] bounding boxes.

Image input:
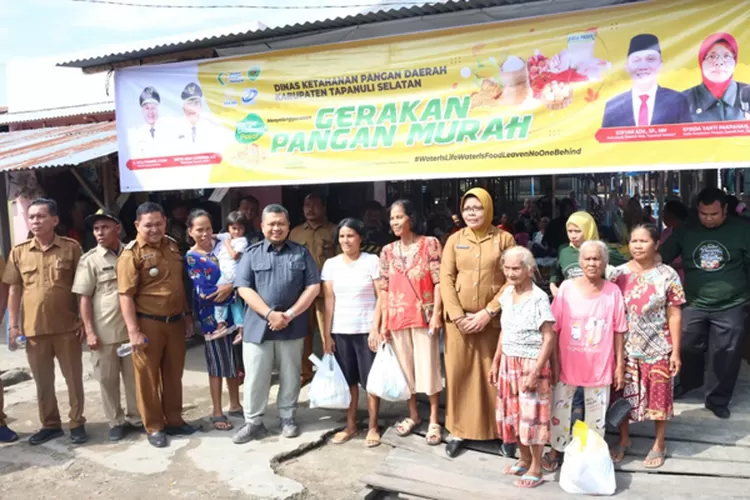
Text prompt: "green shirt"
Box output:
[[550, 245, 628, 284], [660, 216, 750, 310]]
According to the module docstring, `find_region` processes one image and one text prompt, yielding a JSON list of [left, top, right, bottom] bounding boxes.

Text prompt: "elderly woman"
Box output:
[[322, 218, 382, 448], [441, 187, 516, 457], [490, 246, 556, 489], [685, 32, 749, 122], [185, 210, 242, 431], [379, 200, 444, 446], [542, 240, 627, 472], [610, 224, 684, 469]]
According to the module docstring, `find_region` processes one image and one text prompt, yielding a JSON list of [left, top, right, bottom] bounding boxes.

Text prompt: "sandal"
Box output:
[[515, 474, 545, 489], [365, 428, 381, 448], [210, 415, 233, 431], [541, 452, 561, 473], [227, 407, 244, 419], [425, 423, 442, 446], [395, 418, 421, 437], [332, 429, 358, 445], [610, 443, 630, 464], [644, 449, 667, 469], [503, 462, 529, 476]]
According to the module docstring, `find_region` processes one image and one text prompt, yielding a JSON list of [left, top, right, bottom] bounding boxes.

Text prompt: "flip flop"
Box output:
[[610, 443, 631, 464], [395, 418, 421, 437], [425, 423, 442, 446], [644, 449, 667, 469], [332, 430, 358, 445], [515, 474, 544, 489], [210, 415, 234, 431], [365, 428, 381, 448], [541, 452, 561, 473], [503, 462, 529, 476]]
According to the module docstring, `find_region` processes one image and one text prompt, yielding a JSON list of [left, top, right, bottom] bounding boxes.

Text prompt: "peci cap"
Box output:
[[181, 82, 203, 101], [139, 86, 161, 106], [628, 34, 661, 56], [85, 208, 122, 228]]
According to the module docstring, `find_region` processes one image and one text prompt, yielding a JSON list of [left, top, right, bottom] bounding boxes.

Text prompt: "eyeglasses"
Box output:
[[462, 206, 484, 214], [705, 53, 735, 64]]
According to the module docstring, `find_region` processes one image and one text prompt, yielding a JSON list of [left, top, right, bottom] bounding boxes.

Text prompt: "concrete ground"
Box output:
[[0, 341, 406, 500]]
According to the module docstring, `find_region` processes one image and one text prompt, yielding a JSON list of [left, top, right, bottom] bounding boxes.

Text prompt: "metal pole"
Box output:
[[657, 171, 666, 230], [0, 173, 13, 258]]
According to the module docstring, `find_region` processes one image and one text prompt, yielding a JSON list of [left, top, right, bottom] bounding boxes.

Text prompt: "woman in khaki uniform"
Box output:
[[440, 187, 516, 457]]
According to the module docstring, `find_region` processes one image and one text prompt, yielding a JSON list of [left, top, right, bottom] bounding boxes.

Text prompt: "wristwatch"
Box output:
[[285, 308, 296, 319], [485, 307, 499, 318]]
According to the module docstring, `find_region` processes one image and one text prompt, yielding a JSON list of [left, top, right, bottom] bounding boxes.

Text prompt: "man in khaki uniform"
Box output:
[[117, 202, 199, 448], [289, 193, 336, 385], [0, 255, 19, 443], [2, 198, 87, 445], [73, 209, 142, 442]]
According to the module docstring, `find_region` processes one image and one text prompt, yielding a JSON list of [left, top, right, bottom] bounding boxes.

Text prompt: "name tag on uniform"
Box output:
[[455, 244, 470, 250], [143, 253, 155, 259]]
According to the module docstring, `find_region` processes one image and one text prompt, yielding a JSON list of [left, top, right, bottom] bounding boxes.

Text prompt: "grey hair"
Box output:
[[501, 246, 537, 273], [579, 240, 609, 266], [261, 203, 290, 221]]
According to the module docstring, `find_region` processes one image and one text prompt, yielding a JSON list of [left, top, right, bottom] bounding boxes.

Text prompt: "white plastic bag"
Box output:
[[308, 354, 351, 410], [366, 343, 411, 402], [559, 421, 616, 496]]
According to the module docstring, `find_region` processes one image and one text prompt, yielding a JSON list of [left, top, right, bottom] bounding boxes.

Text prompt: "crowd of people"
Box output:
[[0, 185, 748, 492]]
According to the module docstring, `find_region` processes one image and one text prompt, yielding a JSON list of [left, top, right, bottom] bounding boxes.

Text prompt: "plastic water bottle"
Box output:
[[9, 335, 26, 351], [117, 338, 148, 357]]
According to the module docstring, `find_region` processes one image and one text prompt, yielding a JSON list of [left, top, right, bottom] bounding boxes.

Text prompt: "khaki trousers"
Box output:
[[0, 378, 6, 427], [26, 332, 85, 429], [91, 342, 141, 428], [302, 298, 325, 381], [133, 317, 186, 434]]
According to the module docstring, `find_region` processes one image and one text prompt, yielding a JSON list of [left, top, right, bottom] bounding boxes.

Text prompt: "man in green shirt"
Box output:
[[660, 188, 750, 419]]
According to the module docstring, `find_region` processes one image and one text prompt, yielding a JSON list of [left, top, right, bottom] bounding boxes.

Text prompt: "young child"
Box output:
[[213, 211, 248, 343]]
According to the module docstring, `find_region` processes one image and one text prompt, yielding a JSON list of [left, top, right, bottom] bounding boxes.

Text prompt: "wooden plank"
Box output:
[[627, 420, 750, 447], [620, 436, 750, 463], [615, 454, 750, 479]]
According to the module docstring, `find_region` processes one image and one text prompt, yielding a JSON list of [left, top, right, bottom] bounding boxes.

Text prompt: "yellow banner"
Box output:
[[115, 0, 750, 191]]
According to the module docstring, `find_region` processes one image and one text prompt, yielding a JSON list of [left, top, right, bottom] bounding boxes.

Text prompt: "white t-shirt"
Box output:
[[215, 233, 248, 285], [321, 253, 380, 334]]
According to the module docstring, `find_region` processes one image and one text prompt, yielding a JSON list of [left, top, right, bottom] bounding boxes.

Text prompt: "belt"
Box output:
[[137, 312, 185, 324]]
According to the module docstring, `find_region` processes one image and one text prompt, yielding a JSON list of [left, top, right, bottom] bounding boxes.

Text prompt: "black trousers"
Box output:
[[680, 302, 749, 408]]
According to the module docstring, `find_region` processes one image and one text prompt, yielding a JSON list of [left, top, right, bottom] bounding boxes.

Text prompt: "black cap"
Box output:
[[139, 86, 161, 106], [181, 82, 203, 101], [85, 208, 122, 227], [628, 34, 661, 56]]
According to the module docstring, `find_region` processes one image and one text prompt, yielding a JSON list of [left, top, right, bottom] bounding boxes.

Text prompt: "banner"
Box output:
[[114, 0, 750, 192]]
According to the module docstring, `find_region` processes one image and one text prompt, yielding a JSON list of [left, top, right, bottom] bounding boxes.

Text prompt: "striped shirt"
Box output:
[[321, 253, 380, 334]]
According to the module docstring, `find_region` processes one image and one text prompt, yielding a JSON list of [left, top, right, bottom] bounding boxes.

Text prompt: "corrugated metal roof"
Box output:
[[56, 0, 532, 68], [0, 102, 115, 125], [0, 122, 117, 172]]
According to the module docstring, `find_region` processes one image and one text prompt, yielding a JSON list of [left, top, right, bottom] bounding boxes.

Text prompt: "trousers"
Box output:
[[680, 302, 748, 408], [26, 332, 85, 429], [133, 317, 186, 434], [91, 342, 141, 428], [550, 383, 610, 452], [243, 337, 304, 424]]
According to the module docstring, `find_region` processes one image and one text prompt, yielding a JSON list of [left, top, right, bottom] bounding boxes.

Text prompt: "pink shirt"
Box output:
[[551, 280, 627, 387]]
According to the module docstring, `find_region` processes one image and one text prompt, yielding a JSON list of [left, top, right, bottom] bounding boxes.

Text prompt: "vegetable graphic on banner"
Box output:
[[113, 0, 750, 192]]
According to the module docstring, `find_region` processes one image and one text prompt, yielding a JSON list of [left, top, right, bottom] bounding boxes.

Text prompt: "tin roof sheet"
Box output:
[[0, 102, 115, 125]]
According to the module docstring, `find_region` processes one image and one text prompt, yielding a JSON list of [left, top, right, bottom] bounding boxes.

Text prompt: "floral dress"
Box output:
[[613, 263, 686, 421], [185, 247, 238, 378]]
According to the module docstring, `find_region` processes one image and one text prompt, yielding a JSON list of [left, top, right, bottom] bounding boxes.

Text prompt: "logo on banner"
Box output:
[[247, 66, 262, 81], [217, 72, 246, 86], [235, 113, 266, 143], [241, 88, 258, 104], [224, 91, 238, 106]]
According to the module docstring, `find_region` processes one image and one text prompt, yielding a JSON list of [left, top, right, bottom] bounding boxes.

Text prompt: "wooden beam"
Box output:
[[82, 47, 215, 74], [69, 168, 105, 210]]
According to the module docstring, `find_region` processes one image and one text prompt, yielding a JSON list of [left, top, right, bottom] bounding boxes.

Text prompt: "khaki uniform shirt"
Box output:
[[2, 235, 82, 336], [117, 235, 187, 317], [72, 243, 128, 345], [289, 220, 336, 270], [440, 227, 516, 323]]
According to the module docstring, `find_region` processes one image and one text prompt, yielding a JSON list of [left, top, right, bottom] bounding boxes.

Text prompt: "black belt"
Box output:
[[137, 312, 185, 324]]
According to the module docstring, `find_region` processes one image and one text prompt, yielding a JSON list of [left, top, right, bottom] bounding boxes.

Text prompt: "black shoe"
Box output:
[[148, 431, 168, 448], [109, 425, 126, 442], [70, 425, 89, 445], [706, 403, 731, 419], [126, 421, 145, 432], [29, 428, 64, 446], [445, 439, 463, 458], [164, 423, 202, 436], [501, 442, 517, 458]]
